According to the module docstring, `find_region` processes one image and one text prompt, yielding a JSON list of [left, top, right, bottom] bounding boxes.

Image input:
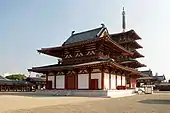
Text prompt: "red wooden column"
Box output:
[[74, 70, 78, 89], [109, 68, 111, 90], [101, 71, 104, 90], [129, 76, 132, 88], [121, 74, 122, 86], [89, 71, 91, 90], [64, 73, 67, 89], [115, 71, 117, 88], [100, 66, 105, 90], [45, 73, 48, 89], [87, 68, 92, 90], [121, 71, 124, 86], [54, 74, 56, 89]]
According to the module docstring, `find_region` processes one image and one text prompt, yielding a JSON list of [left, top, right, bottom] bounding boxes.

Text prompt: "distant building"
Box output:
[[137, 70, 166, 87], [140, 69, 153, 76], [0, 75, 33, 92], [25, 77, 46, 90]]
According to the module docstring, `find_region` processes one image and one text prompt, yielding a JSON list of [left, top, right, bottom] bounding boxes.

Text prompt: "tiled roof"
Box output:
[[137, 75, 166, 81], [0, 75, 6, 80], [0, 79, 32, 85], [0, 75, 33, 85], [137, 76, 157, 80], [152, 76, 166, 81], [63, 27, 103, 45], [140, 70, 153, 76], [26, 77, 46, 82], [28, 59, 140, 75], [110, 29, 141, 41]]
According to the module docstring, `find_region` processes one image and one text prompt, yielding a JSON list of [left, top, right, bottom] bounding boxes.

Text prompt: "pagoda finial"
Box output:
[[122, 7, 126, 32]]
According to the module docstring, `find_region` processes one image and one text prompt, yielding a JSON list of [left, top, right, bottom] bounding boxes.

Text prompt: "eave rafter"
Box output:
[[132, 50, 144, 58], [120, 60, 146, 68]]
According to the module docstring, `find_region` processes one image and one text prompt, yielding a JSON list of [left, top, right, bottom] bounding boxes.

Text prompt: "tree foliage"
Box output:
[[40, 74, 45, 78], [5, 74, 25, 80]]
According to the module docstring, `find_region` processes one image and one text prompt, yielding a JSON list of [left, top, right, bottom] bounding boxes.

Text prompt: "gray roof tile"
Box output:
[[63, 27, 103, 45]]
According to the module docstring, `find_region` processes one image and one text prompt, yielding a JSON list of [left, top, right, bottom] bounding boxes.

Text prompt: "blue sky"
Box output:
[[0, 0, 170, 79]]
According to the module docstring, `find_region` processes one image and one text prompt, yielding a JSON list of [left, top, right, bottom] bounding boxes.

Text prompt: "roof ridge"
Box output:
[[110, 29, 133, 36], [63, 26, 104, 45], [71, 27, 103, 36]]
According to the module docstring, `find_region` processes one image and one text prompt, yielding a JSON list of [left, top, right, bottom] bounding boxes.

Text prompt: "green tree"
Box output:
[[5, 74, 26, 80], [40, 74, 46, 78]]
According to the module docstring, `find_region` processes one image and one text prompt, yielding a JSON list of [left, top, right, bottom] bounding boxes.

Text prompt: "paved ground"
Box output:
[[2, 92, 170, 113]]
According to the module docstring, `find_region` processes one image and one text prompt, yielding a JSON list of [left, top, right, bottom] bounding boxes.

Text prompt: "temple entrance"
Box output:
[[65, 75, 75, 89], [90, 79, 98, 90]]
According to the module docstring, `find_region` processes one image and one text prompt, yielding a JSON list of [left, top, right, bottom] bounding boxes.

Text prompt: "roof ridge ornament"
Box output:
[[101, 23, 105, 28], [71, 31, 75, 35]]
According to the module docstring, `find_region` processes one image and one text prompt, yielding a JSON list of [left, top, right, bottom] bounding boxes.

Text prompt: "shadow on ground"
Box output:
[[139, 99, 170, 105]]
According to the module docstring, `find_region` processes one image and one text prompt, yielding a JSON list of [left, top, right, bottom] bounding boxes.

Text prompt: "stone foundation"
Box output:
[[36, 89, 135, 98]]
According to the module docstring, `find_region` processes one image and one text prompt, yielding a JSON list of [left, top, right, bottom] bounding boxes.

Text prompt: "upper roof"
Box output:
[[110, 29, 141, 41], [63, 27, 104, 46], [38, 25, 134, 57]]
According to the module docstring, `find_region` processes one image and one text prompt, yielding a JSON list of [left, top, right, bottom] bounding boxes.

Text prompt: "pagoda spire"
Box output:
[[122, 7, 126, 32]]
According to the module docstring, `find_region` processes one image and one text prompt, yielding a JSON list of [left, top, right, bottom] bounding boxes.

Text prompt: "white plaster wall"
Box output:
[[78, 74, 89, 89], [111, 74, 116, 89], [122, 76, 126, 86], [91, 73, 101, 89], [48, 76, 55, 88], [56, 75, 65, 89], [117, 75, 121, 86], [104, 73, 109, 89]]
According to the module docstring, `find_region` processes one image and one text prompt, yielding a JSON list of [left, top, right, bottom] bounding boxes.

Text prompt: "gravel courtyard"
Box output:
[[2, 92, 170, 113]]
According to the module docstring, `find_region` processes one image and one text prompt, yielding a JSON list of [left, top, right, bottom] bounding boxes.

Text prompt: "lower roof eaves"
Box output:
[[28, 59, 141, 77]]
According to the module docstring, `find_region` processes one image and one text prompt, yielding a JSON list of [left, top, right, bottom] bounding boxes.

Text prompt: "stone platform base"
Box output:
[[36, 89, 136, 98]]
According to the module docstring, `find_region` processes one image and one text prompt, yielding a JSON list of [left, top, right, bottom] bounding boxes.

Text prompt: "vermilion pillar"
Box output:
[[115, 74, 117, 88], [89, 71, 91, 90], [75, 73, 78, 89], [45, 73, 48, 89], [109, 72, 111, 90], [101, 70, 104, 90], [121, 74, 122, 86], [54, 74, 56, 89]]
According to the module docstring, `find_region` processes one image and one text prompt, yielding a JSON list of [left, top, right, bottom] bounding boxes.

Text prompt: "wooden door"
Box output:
[[66, 75, 75, 89], [90, 79, 98, 90]]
